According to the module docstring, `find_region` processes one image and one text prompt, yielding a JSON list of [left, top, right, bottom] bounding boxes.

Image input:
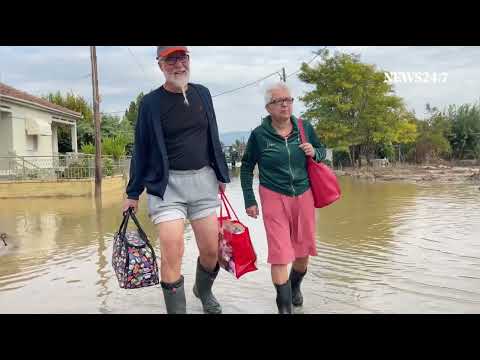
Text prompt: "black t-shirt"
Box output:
[[159, 85, 212, 170]]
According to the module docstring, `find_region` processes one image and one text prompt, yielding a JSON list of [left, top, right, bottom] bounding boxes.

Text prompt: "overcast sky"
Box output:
[[1, 46, 479, 133]]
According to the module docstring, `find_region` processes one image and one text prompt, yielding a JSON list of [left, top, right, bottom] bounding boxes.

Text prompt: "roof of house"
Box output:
[[0, 82, 82, 119]]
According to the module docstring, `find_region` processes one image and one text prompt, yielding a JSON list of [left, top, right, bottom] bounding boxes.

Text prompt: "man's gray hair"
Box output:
[[264, 82, 292, 106]]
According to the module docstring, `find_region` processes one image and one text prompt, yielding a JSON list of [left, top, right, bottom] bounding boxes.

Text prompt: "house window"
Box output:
[[26, 135, 38, 152]]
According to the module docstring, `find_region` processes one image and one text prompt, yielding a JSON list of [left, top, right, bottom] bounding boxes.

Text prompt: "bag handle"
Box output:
[[128, 209, 149, 241], [219, 190, 241, 224], [118, 210, 131, 237], [119, 208, 158, 263], [128, 209, 157, 261], [297, 117, 307, 145], [219, 190, 231, 222], [298, 118, 318, 162], [118, 210, 132, 272]]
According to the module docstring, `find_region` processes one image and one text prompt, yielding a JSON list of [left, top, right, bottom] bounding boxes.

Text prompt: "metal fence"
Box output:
[[0, 154, 131, 181]]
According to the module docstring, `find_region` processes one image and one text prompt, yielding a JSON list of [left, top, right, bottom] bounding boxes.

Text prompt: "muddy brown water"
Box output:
[[1, 171, 479, 313]]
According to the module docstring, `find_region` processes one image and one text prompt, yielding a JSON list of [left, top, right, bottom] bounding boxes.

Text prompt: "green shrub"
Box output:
[[64, 160, 90, 178], [103, 158, 114, 177], [102, 136, 128, 161], [80, 143, 95, 155]]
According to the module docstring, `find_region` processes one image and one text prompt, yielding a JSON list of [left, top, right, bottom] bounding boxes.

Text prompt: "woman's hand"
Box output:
[[299, 143, 315, 157], [246, 205, 259, 219]]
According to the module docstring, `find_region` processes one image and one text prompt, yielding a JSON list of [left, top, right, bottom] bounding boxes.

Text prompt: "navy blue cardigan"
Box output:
[[126, 83, 230, 200]]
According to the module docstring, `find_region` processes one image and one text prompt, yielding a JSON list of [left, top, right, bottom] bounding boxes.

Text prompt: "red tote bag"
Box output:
[[298, 118, 341, 208], [217, 190, 258, 279]]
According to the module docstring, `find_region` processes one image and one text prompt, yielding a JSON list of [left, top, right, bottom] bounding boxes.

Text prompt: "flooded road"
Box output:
[[1, 172, 479, 313]]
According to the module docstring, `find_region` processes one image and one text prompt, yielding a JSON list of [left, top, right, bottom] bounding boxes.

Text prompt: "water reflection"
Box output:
[[1, 172, 479, 313], [310, 179, 420, 304]]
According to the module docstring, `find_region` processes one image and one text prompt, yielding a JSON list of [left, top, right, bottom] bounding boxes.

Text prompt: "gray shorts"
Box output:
[[147, 166, 221, 224]]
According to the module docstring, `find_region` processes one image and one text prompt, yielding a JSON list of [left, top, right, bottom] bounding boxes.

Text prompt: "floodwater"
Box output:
[[1, 171, 480, 313]]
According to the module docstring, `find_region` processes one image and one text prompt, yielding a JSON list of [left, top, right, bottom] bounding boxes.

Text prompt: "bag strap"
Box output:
[[118, 211, 130, 237], [128, 209, 147, 239], [219, 191, 231, 220], [297, 117, 307, 144], [126, 208, 158, 262], [129, 209, 155, 252], [219, 190, 240, 222], [298, 118, 317, 162]]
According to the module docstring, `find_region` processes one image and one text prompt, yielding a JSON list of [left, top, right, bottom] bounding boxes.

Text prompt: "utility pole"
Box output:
[[282, 67, 286, 82], [90, 46, 102, 199]]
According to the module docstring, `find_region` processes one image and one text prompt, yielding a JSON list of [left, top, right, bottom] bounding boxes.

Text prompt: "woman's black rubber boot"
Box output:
[[274, 280, 293, 314]]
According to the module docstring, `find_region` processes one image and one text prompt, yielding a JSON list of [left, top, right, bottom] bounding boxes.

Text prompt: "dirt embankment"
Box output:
[[336, 164, 480, 184]]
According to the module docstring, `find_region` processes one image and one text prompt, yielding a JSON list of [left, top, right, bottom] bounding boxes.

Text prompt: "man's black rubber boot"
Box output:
[[161, 275, 187, 314], [193, 257, 222, 314]]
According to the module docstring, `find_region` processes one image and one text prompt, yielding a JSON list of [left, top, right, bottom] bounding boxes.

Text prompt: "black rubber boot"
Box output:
[[193, 257, 222, 314], [274, 280, 293, 314], [290, 267, 307, 307], [161, 275, 187, 314]]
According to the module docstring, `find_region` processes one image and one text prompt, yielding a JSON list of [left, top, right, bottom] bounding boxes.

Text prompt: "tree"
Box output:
[[43, 91, 94, 151], [124, 92, 144, 127], [121, 92, 145, 154], [102, 136, 129, 160], [231, 139, 246, 157], [413, 104, 452, 163], [118, 118, 134, 155], [101, 114, 122, 139], [298, 49, 416, 167], [80, 136, 129, 161], [44, 91, 137, 154], [447, 103, 480, 160]]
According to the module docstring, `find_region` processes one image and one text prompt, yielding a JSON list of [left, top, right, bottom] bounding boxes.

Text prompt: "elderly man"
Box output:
[[123, 46, 230, 314]]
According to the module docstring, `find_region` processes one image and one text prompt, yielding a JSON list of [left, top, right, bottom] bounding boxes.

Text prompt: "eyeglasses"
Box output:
[[268, 97, 294, 106], [160, 54, 190, 66]]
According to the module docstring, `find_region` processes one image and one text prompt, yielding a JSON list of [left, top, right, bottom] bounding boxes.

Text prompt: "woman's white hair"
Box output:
[[264, 82, 292, 106]]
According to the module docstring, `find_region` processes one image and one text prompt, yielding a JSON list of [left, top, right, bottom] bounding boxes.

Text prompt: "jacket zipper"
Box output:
[[285, 137, 296, 196]]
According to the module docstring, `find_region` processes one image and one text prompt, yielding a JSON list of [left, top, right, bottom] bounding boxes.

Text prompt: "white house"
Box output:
[[0, 82, 81, 159]]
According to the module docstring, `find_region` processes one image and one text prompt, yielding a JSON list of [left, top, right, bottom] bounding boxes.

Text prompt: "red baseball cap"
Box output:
[[156, 46, 188, 59]]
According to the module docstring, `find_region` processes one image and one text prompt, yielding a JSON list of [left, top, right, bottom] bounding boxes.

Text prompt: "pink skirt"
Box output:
[[259, 185, 318, 265]]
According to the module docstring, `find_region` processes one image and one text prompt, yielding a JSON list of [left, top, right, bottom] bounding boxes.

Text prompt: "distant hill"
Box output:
[[219, 131, 251, 146]]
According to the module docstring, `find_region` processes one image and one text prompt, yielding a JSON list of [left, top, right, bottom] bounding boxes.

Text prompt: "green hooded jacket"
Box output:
[[240, 115, 326, 209]]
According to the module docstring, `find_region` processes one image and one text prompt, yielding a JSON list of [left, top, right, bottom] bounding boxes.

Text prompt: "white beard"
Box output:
[[170, 73, 189, 89]]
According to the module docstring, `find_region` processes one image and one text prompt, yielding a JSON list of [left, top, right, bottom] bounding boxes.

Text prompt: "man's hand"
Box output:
[[123, 198, 139, 213], [218, 182, 226, 193], [299, 143, 315, 157], [246, 205, 259, 219]]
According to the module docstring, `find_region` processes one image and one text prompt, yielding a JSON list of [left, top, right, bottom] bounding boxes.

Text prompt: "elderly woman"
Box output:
[[240, 82, 326, 314]]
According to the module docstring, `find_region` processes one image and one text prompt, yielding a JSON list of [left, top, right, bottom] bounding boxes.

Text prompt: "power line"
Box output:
[[94, 47, 150, 116], [19, 73, 93, 97], [212, 48, 326, 98], [211, 70, 282, 98], [285, 49, 324, 79], [99, 48, 326, 113], [101, 110, 125, 115], [124, 46, 150, 81]]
